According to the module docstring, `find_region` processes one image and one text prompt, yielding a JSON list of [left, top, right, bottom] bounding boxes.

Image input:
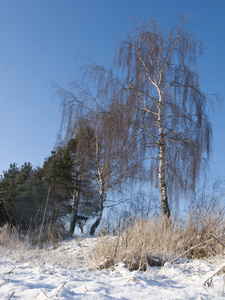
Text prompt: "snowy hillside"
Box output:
[[0, 236, 225, 299]]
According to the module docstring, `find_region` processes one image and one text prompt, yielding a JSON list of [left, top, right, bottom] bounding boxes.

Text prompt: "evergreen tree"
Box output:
[[0, 163, 20, 225], [14, 167, 47, 229], [46, 130, 99, 234]]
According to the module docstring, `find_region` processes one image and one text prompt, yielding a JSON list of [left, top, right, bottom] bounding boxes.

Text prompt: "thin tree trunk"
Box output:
[[79, 225, 84, 235], [69, 189, 79, 235], [37, 186, 50, 246], [158, 142, 170, 218], [90, 189, 104, 236], [158, 93, 170, 219]]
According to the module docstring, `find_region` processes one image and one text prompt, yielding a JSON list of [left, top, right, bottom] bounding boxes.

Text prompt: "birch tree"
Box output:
[[57, 77, 137, 235], [57, 17, 212, 220], [89, 17, 212, 218], [58, 108, 135, 235], [87, 112, 135, 235]]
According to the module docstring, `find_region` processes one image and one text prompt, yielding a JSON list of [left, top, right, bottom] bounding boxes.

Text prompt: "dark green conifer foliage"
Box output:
[[0, 130, 99, 233], [43, 133, 99, 234], [0, 163, 24, 225], [14, 167, 47, 229]]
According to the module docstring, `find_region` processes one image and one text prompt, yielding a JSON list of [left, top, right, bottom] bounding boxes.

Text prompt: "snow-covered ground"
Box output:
[[0, 236, 225, 299]]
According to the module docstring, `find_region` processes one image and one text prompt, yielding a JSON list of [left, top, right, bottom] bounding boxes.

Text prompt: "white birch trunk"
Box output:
[[90, 162, 105, 235], [90, 185, 104, 235], [158, 142, 170, 218], [158, 93, 170, 218]]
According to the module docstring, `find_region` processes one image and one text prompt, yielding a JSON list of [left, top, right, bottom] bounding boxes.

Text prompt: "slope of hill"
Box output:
[[0, 236, 225, 299]]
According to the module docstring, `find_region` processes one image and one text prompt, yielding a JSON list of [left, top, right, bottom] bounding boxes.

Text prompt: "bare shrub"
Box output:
[[94, 209, 225, 270]]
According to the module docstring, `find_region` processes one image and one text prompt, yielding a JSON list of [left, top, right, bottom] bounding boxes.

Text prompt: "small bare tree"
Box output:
[[57, 79, 138, 235], [87, 111, 136, 235]]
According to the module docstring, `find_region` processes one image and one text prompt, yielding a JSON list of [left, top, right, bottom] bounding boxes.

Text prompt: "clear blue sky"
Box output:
[[0, 0, 224, 178]]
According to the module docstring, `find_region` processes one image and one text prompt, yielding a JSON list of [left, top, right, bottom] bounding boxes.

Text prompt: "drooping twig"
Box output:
[[56, 282, 67, 296], [168, 238, 214, 265], [210, 234, 225, 248], [40, 289, 48, 298], [39, 282, 67, 299], [8, 291, 14, 300], [1, 274, 8, 285], [203, 235, 225, 290], [204, 265, 225, 288], [147, 237, 216, 280], [7, 267, 16, 274]]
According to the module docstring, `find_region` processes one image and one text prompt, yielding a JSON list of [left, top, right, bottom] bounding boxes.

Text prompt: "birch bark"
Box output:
[[158, 93, 170, 218], [90, 185, 104, 235]]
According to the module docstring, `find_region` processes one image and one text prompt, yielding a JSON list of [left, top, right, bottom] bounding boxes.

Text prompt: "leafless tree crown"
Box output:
[[57, 17, 212, 218]]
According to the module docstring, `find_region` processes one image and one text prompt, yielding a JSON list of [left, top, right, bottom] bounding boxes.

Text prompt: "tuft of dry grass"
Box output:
[[0, 224, 24, 248], [30, 223, 70, 248], [94, 209, 225, 270], [0, 223, 30, 259], [0, 222, 71, 268], [0, 222, 69, 251]]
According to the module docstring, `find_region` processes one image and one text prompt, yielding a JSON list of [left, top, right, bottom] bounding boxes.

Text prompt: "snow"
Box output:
[[0, 236, 225, 299]]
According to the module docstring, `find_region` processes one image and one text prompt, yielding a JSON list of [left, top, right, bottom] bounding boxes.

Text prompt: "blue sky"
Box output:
[[0, 0, 224, 178]]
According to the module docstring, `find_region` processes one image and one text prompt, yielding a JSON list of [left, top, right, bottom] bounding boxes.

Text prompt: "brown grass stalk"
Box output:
[[94, 209, 225, 270]]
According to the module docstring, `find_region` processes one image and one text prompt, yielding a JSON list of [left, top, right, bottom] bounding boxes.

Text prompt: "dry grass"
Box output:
[[0, 224, 25, 248], [30, 223, 70, 248], [1, 207, 224, 272], [94, 209, 225, 270], [0, 223, 30, 260], [0, 222, 70, 268], [0, 222, 69, 251]]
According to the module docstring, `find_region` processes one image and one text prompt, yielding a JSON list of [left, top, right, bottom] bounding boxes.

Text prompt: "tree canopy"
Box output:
[[57, 17, 212, 222]]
